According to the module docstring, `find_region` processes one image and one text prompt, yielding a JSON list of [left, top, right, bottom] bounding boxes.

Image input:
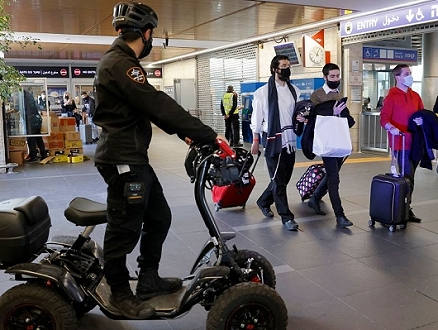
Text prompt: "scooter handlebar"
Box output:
[[216, 138, 236, 159]]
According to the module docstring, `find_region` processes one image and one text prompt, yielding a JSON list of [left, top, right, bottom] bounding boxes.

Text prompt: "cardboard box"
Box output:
[[42, 116, 60, 133], [44, 140, 65, 149], [8, 151, 24, 166], [8, 137, 27, 151], [60, 125, 77, 132], [53, 154, 69, 163], [59, 117, 76, 126], [65, 140, 83, 148], [43, 132, 64, 141], [69, 154, 84, 163], [41, 111, 59, 117], [63, 131, 80, 140]]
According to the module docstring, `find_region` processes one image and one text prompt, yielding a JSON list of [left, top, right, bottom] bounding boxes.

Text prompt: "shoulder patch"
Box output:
[[126, 67, 145, 84]]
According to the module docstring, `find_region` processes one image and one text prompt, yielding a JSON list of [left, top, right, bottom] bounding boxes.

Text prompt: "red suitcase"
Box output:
[[212, 149, 260, 211], [212, 174, 256, 211]]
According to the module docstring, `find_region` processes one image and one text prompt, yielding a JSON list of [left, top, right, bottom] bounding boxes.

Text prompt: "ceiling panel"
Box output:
[[3, 0, 429, 64]]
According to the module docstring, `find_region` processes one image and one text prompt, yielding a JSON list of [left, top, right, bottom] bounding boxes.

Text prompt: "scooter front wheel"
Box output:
[[206, 282, 288, 330], [233, 249, 276, 288], [0, 282, 77, 330]]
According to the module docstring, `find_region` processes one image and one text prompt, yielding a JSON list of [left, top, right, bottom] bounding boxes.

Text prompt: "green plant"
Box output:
[[0, 0, 40, 99]]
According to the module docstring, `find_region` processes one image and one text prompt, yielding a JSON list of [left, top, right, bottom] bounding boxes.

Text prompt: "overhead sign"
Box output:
[[72, 67, 96, 78], [143, 67, 162, 78], [14, 66, 70, 78], [340, 1, 438, 37], [362, 46, 418, 63]]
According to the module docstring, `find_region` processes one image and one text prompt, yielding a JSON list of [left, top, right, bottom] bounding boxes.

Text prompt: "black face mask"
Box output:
[[327, 80, 340, 89], [138, 32, 153, 59], [277, 67, 291, 81]]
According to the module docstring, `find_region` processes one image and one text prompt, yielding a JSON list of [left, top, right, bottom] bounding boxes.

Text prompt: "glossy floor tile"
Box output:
[[2, 127, 438, 329]]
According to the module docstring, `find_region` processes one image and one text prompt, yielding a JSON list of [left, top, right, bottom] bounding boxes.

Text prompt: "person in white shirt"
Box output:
[[250, 54, 304, 231]]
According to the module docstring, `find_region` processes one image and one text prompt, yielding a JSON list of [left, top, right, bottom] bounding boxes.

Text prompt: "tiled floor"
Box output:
[[2, 128, 438, 329]]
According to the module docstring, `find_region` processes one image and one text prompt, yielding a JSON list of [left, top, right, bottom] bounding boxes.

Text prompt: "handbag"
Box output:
[[312, 115, 352, 157]]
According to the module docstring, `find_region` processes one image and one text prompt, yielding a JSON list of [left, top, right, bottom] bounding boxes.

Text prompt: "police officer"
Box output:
[[220, 85, 242, 147], [93, 2, 227, 319]]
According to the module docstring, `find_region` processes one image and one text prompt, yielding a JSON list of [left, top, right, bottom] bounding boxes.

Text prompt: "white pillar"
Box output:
[[422, 32, 438, 110]]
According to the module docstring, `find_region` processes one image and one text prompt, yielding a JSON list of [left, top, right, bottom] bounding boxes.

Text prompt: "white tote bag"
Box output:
[[312, 115, 352, 157]]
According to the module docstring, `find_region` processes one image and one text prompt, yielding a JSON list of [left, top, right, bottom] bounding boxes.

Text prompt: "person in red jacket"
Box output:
[[380, 64, 424, 222]]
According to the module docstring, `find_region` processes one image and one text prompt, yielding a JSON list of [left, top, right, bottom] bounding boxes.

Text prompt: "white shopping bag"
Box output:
[[312, 115, 352, 157]]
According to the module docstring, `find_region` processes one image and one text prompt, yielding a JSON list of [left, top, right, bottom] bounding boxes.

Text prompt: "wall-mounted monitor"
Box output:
[[274, 42, 301, 66]]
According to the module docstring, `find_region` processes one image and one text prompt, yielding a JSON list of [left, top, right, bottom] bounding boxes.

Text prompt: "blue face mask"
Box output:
[[403, 75, 413, 87]]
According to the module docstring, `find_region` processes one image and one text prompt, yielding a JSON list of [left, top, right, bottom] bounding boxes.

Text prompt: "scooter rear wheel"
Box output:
[[0, 282, 77, 330], [206, 282, 288, 330], [233, 249, 276, 288]]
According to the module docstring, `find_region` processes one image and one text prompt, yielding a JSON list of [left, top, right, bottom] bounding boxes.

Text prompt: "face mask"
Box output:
[[138, 36, 153, 59], [41, 95, 45, 100], [65, 95, 69, 100], [327, 80, 340, 89], [402, 75, 413, 87], [277, 67, 291, 81]]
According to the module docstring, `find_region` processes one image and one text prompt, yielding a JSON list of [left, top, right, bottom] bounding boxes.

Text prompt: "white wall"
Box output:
[[257, 26, 340, 81], [163, 58, 196, 87]]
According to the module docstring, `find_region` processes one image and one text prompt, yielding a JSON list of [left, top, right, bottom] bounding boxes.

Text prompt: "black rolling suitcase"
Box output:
[[369, 134, 410, 232]]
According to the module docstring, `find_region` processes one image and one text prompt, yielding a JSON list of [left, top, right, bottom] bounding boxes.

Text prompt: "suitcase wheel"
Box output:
[[214, 204, 220, 212], [368, 219, 375, 227], [389, 225, 396, 232], [400, 223, 407, 230]]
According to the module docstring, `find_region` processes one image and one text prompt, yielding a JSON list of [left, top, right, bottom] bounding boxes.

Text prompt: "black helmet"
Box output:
[[112, 2, 158, 31]]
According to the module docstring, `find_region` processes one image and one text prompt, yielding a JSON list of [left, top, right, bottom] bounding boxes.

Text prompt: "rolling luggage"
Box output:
[[296, 164, 326, 201], [369, 134, 410, 232], [79, 124, 93, 144], [212, 149, 260, 211]]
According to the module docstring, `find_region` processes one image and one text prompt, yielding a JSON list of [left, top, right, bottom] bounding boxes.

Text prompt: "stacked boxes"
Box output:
[[8, 137, 27, 166], [42, 126, 84, 163]]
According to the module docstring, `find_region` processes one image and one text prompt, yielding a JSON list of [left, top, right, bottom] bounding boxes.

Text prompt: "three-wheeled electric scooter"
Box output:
[[0, 139, 288, 329]]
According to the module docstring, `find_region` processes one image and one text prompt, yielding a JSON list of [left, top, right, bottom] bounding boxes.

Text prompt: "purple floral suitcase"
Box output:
[[296, 164, 325, 201]]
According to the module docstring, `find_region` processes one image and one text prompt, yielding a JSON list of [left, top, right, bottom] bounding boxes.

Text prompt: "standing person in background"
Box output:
[[307, 63, 345, 218], [250, 54, 304, 231], [380, 63, 424, 223], [37, 91, 50, 111], [220, 85, 242, 147], [81, 91, 99, 142], [24, 90, 46, 162], [61, 92, 76, 118]]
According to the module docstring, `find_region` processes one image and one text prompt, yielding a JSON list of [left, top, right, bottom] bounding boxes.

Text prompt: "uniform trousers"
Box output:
[[97, 164, 171, 288], [257, 148, 295, 222], [225, 114, 240, 146]]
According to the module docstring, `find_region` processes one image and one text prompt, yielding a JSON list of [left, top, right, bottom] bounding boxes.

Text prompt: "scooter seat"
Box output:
[[64, 197, 107, 227]]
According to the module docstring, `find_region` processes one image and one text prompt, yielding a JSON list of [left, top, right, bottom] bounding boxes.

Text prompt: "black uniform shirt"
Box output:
[[93, 38, 217, 165]]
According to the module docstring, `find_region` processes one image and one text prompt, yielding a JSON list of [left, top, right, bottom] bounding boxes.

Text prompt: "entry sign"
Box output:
[[362, 46, 418, 63], [340, 2, 438, 37]]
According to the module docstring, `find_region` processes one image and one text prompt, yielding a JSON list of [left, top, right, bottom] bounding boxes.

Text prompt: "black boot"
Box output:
[[408, 209, 421, 223], [336, 216, 353, 228], [136, 269, 183, 300], [308, 196, 326, 215], [109, 283, 155, 319]]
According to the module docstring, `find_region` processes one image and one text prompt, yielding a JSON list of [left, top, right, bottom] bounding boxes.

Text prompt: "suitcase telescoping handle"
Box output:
[[249, 150, 261, 176], [390, 132, 405, 177]]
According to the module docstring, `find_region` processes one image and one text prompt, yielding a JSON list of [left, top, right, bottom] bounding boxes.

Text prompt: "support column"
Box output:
[[421, 32, 438, 110]]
